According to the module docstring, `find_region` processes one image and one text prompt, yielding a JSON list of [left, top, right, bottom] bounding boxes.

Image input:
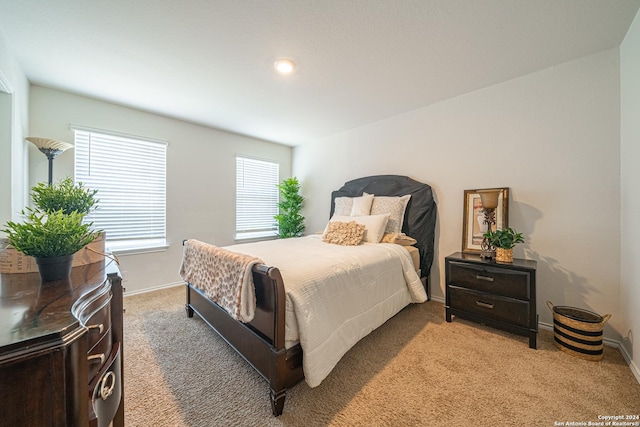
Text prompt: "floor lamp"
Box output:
[[26, 137, 74, 185]]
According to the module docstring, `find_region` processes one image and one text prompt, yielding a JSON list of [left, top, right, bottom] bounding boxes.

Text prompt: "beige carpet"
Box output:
[[123, 286, 640, 426]]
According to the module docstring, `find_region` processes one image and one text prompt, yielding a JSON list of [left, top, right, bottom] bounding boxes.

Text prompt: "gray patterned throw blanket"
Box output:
[[179, 239, 263, 322]]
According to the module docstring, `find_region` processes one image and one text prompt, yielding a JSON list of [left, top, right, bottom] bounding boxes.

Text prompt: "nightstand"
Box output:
[[445, 252, 538, 349]]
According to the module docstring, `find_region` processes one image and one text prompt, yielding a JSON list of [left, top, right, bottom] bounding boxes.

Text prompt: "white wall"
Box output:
[[0, 30, 30, 226], [620, 10, 640, 377], [29, 86, 292, 293], [0, 91, 12, 223], [294, 49, 622, 341]]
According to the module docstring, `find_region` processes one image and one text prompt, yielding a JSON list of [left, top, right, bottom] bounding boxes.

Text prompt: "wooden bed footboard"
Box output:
[[185, 264, 304, 416], [184, 174, 436, 417]]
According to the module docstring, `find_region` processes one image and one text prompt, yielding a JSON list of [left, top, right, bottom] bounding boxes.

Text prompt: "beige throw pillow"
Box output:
[[322, 221, 365, 246], [381, 233, 417, 246]]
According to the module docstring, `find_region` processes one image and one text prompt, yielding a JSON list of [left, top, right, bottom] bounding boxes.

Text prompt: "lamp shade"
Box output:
[[477, 189, 501, 209], [26, 137, 74, 185], [26, 137, 73, 156]]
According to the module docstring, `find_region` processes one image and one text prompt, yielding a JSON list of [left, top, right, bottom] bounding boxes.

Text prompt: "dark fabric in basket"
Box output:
[[553, 306, 603, 323]]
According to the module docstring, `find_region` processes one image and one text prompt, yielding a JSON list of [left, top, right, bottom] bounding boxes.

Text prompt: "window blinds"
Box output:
[[73, 126, 167, 250], [236, 156, 279, 240]]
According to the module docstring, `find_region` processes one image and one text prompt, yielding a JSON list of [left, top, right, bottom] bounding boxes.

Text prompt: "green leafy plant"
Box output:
[[31, 177, 98, 215], [274, 177, 305, 238], [3, 209, 96, 258], [484, 227, 525, 249]]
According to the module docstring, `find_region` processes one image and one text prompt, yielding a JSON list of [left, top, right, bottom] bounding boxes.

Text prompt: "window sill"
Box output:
[[108, 239, 168, 256], [234, 235, 278, 244], [235, 231, 278, 243]]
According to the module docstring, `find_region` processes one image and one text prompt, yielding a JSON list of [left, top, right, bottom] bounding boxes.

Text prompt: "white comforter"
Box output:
[[224, 234, 427, 388]]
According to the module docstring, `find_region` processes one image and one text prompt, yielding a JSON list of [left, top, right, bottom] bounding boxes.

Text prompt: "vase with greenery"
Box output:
[[274, 177, 305, 238], [2, 178, 99, 281], [483, 227, 524, 262]]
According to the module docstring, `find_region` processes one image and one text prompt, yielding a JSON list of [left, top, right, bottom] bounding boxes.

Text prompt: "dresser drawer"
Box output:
[[84, 295, 112, 350], [90, 343, 122, 427], [75, 281, 113, 349], [448, 261, 530, 300], [449, 286, 530, 328], [88, 326, 113, 381]]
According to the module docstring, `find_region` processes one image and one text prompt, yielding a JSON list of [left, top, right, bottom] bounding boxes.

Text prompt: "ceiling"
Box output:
[[1, 0, 638, 146]]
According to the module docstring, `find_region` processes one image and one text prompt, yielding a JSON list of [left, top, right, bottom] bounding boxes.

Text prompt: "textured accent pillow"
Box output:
[[381, 233, 417, 246], [350, 193, 374, 216], [333, 197, 354, 216], [371, 195, 411, 234], [327, 214, 390, 243], [322, 221, 365, 246]]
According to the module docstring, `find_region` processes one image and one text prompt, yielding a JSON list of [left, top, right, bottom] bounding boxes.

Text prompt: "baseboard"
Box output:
[[430, 295, 445, 304], [616, 342, 640, 384], [124, 281, 184, 297]]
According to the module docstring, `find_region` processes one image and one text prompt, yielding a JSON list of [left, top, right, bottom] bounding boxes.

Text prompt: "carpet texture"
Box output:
[[124, 286, 640, 426]]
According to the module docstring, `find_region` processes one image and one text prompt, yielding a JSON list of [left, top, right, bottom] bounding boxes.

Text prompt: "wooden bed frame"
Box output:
[[185, 175, 437, 416]]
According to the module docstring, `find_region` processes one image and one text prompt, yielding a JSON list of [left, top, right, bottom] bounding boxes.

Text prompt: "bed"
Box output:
[[182, 175, 437, 416]]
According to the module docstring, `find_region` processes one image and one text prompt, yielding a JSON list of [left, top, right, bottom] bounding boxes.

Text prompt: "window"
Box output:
[[236, 156, 279, 240], [73, 125, 167, 253]]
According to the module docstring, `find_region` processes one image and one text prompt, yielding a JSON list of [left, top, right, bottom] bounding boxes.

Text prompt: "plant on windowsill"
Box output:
[[274, 177, 305, 238], [2, 178, 100, 281], [483, 227, 524, 263]]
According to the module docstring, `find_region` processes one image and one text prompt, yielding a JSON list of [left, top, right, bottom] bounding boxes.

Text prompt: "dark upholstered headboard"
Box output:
[[330, 175, 437, 285]]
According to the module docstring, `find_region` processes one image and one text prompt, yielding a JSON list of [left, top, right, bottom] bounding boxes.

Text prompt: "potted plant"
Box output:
[[30, 177, 98, 215], [3, 210, 97, 281], [274, 177, 305, 238], [2, 178, 100, 281], [484, 227, 524, 262]]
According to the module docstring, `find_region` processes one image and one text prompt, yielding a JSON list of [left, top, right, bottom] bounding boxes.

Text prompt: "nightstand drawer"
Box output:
[[448, 261, 530, 300], [449, 286, 530, 328]]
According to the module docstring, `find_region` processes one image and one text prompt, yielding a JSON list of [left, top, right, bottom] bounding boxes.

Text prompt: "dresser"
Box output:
[[0, 259, 124, 427], [445, 252, 538, 349]]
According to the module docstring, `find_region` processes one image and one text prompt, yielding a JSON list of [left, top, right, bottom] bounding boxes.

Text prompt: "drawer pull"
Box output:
[[99, 371, 117, 400], [87, 323, 104, 334], [476, 275, 494, 282], [476, 301, 494, 309], [88, 353, 106, 365]]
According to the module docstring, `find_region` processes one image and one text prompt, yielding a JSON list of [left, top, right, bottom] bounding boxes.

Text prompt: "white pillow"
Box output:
[[370, 195, 411, 234], [327, 214, 390, 243], [350, 193, 374, 216]]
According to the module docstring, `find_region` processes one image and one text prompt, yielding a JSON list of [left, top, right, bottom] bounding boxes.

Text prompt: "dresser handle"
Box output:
[[476, 275, 494, 282], [88, 353, 105, 365], [87, 323, 104, 334], [476, 301, 494, 309], [100, 371, 116, 400]]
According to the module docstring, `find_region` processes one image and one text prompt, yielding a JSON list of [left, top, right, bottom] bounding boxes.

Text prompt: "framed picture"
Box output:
[[462, 187, 509, 254]]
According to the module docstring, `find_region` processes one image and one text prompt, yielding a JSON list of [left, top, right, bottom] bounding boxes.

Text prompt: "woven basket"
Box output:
[[495, 248, 513, 262], [547, 301, 611, 361]]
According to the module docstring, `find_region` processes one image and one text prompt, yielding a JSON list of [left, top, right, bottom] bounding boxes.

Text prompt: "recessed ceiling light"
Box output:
[[274, 59, 295, 75]]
